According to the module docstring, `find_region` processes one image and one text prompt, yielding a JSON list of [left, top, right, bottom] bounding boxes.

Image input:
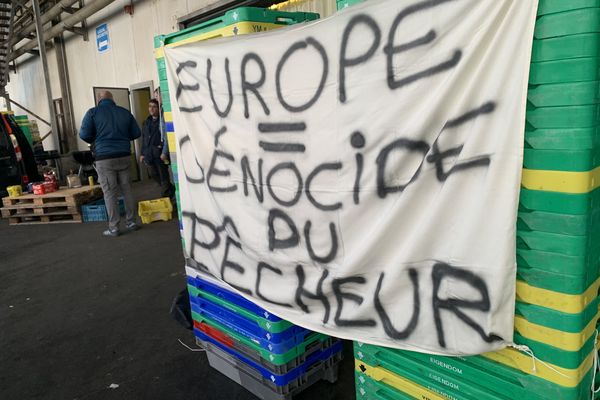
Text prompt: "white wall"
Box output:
[[5, 0, 333, 151], [6, 42, 61, 150]]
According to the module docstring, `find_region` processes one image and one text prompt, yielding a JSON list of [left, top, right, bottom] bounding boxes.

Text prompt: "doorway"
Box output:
[[130, 81, 154, 182]]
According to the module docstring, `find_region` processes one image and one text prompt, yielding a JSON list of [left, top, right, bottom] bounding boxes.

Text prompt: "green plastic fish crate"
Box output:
[[537, 0, 600, 16], [355, 342, 594, 400], [355, 350, 509, 400], [526, 105, 599, 129], [355, 371, 414, 400], [529, 58, 600, 85], [355, 369, 470, 400], [155, 7, 318, 48], [187, 284, 294, 333], [532, 33, 600, 62], [158, 67, 167, 81], [191, 311, 328, 366], [519, 187, 600, 215], [161, 92, 171, 113], [523, 148, 600, 171], [528, 81, 600, 107], [515, 297, 600, 333], [517, 247, 600, 277], [336, 0, 364, 11], [517, 209, 600, 235], [525, 126, 600, 151], [159, 79, 169, 99], [535, 8, 600, 39], [514, 332, 596, 370], [517, 266, 600, 295], [517, 229, 600, 256], [156, 57, 165, 70]]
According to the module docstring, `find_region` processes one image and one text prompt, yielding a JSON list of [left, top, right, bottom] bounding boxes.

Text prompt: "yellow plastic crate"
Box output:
[[521, 167, 600, 194], [7, 185, 22, 197], [355, 360, 446, 400], [167, 132, 176, 155], [138, 197, 173, 224], [516, 278, 600, 314], [482, 347, 594, 387], [514, 311, 599, 352]]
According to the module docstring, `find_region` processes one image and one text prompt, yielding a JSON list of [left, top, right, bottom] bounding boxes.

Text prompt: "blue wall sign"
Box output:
[[96, 24, 110, 53]]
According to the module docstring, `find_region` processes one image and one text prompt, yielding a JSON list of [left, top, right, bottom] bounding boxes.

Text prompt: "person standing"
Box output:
[[80, 91, 141, 237], [154, 88, 171, 169], [140, 99, 175, 198]]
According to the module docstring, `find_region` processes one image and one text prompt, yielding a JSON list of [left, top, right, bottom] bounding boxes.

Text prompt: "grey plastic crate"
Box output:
[[203, 339, 341, 400], [196, 336, 340, 374]]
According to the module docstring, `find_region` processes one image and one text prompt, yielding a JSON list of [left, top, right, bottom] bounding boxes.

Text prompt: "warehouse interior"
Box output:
[[2, 1, 599, 400]]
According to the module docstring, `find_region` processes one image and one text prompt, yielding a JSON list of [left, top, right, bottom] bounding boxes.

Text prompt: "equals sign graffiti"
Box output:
[[258, 122, 307, 153]]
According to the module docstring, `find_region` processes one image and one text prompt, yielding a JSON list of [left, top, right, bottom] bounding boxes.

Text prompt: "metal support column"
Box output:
[[32, 0, 59, 152], [54, 32, 76, 152]]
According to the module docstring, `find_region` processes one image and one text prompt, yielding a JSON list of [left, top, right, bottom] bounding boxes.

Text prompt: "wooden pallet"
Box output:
[[1, 186, 102, 225], [2, 186, 102, 207], [1, 204, 79, 218], [8, 212, 83, 225]]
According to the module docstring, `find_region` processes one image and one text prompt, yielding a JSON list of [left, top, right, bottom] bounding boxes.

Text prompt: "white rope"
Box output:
[[178, 338, 206, 352], [507, 342, 571, 379]]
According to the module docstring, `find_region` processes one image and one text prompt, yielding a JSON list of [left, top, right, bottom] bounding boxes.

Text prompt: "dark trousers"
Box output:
[[95, 156, 136, 230], [147, 159, 175, 198]]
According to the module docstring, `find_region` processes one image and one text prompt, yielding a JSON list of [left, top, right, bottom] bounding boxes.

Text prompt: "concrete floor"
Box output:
[[0, 182, 355, 400]]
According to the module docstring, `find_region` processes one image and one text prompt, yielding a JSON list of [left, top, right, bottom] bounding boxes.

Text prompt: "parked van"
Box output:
[[0, 126, 21, 198]]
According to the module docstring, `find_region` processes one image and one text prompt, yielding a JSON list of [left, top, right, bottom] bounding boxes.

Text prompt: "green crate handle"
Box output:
[[356, 372, 413, 400]]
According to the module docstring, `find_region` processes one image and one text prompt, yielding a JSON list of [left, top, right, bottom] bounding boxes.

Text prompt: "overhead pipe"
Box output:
[[10, 0, 79, 47], [10, 0, 115, 61]]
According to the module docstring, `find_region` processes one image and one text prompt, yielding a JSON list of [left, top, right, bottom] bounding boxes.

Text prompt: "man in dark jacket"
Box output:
[[140, 99, 174, 198], [80, 91, 141, 237]]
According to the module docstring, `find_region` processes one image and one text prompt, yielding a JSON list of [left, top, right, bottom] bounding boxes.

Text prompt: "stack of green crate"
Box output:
[[517, 0, 600, 388], [153, 7, 319, 252], [355, 1, 600, 399]]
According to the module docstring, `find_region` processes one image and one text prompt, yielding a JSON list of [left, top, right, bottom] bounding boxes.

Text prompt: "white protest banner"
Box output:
[[164, 0, 537, 355]]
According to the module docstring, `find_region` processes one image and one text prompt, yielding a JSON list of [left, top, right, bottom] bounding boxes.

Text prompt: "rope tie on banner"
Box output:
[[507, 342, 571, 379]]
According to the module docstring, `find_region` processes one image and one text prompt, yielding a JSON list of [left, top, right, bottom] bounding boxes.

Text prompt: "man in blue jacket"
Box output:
[[80, 91, 141, 237]]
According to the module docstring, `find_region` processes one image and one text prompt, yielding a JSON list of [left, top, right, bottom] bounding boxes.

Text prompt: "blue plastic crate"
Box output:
[[191, 303, 319, 354], [82, 198, 125, 222], [190, 294, 310, 342], [187, 275, 284, 322], [194, 327, 343, 386]]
